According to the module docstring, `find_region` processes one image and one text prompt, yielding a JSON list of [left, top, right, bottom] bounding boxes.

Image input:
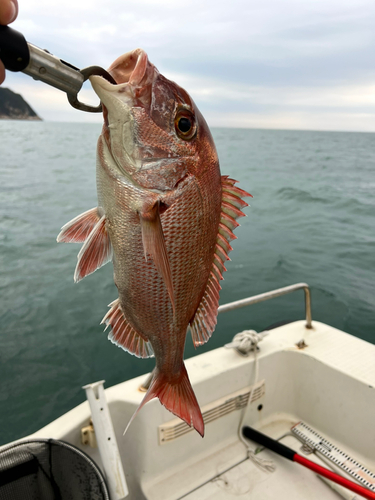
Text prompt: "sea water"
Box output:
[[0, 121, 374, 445]]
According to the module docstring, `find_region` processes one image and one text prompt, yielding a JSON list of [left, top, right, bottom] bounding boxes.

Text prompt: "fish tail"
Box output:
[[125, 363, 204, 437]]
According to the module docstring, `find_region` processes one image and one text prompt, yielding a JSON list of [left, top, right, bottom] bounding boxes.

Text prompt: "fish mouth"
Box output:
[[107, 48, 150, 86], [89, 48, 154, 105], [90, 49, 158, 177]]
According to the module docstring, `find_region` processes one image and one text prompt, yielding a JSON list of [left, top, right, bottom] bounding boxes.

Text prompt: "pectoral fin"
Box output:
[[74, 215, 112, 282], [57, 208, 100, 243], [140, 201, 174, 312]]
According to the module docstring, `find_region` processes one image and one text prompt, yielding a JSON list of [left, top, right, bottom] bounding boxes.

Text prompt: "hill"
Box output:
[[0, 87, 42, 120]]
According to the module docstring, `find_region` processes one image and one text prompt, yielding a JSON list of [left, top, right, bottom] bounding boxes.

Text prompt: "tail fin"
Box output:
[[125, 363, 204, 437]]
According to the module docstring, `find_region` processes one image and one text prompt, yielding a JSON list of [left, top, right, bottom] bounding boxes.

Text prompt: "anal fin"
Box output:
[[74, 215, 112, 282], [140, 201, 174, 311], [101, 299, 154, 358]]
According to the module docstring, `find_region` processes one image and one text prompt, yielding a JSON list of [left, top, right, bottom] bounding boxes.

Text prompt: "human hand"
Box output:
[[0, 0, 19, 84]]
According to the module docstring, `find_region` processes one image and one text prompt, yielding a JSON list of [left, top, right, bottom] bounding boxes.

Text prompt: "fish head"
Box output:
[[90, 49, 218, 191]]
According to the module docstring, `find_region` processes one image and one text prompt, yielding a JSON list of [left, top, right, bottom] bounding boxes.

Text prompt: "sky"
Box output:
[[3, 0, 375, 131]]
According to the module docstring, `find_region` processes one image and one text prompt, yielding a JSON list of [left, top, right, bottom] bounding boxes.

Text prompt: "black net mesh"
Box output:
[[0, 439, 110, 500]]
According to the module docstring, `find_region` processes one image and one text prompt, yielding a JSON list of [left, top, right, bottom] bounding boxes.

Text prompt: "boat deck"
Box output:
[[12, 319, 375, 500], [182, 446, 336, 499], [147, 407, 375, 500], [139, 320, 375, 500], [181, 425, 365, 500]]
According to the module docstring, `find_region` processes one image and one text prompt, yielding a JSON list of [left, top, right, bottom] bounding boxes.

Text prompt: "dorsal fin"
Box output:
[[101, 299, 154, 358], [190, 176, 251, 347]]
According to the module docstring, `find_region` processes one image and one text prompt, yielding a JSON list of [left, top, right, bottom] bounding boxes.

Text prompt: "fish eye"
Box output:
[[175, 109, 197, 141], [178, 117, 192, 133]]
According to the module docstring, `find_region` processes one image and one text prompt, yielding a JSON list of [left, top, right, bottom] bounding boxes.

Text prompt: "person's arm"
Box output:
[[0, 0, 18, 83]]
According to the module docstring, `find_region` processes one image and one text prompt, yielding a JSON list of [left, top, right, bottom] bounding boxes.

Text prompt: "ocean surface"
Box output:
[[0, 121, 374, 445]]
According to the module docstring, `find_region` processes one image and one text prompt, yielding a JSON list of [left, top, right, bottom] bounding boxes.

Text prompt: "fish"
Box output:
[[57, 48, 251, 437]]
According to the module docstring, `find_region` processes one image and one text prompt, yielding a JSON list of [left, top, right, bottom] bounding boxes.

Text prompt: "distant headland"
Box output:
[[0, 87, 42, 120]]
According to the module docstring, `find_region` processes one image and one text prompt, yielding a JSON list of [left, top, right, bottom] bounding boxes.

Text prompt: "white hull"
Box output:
[[2, 286, 375, 499]]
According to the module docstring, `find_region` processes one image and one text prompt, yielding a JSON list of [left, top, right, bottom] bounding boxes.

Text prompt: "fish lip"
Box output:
[[89, 74, 128, 99], [89, 75, 130, 114]]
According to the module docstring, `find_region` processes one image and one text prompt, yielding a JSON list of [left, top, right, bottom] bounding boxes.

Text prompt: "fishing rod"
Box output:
[[242, 426, 375, 500], [0, 25, 115, 112]]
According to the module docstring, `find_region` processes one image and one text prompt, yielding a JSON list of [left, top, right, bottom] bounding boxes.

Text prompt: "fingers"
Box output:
[[0, 0, 18, 25], [0, 61, 5, 84], [0, 0, 18, 83]]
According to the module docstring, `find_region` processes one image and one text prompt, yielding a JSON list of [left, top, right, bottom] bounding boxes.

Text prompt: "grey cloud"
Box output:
[[5, 0, 375, 131]]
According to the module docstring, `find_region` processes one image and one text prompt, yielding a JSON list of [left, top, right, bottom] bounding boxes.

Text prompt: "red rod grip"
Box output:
[[242, 426, 375, 500], [294, 454, 375, 500]]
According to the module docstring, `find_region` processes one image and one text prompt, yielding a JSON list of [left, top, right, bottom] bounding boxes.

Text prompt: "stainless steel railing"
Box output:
[[218, 282, 312, 329], [139, 283, 312, 390]]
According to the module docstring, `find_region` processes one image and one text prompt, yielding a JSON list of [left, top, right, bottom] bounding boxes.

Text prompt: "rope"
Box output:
[[226, 329, 276, 473], [225, 330, 269, 356]]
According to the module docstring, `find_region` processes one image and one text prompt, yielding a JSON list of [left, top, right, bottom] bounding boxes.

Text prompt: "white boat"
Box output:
[[1, 283, 374, 500]]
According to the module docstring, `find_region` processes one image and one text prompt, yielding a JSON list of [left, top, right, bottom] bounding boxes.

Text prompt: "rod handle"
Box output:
[[242, 426, 296, 461], [243, 426, 375, 500], [0, 25, 30, 71]]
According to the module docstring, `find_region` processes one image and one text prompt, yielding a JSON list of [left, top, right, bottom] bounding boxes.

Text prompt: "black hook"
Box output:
[[67, 66, 117, 113]]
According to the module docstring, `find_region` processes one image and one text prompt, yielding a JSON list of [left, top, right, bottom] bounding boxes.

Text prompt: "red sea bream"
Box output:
[[57, 49, 251, 436]]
